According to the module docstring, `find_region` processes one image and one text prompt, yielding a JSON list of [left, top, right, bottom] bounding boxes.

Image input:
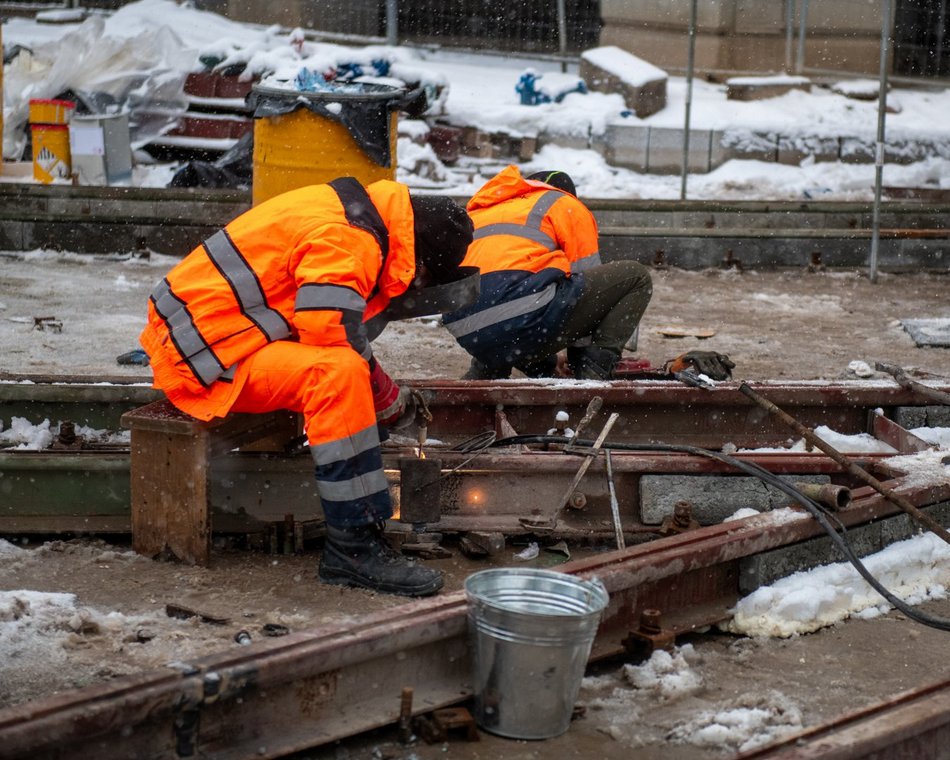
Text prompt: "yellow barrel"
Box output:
[[251, 84, 400, 206], [31, 124, 72, 183], [29, 98, 75, 126]]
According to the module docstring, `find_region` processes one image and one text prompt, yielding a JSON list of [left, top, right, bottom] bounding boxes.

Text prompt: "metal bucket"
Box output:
[[464, 568, 609, 740]]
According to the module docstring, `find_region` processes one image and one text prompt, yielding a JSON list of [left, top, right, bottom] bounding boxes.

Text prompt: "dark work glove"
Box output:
[[665, 351, 736, 381]]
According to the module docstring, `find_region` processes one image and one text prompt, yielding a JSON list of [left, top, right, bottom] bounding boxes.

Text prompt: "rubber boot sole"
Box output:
[[318, 565, 444, 598]]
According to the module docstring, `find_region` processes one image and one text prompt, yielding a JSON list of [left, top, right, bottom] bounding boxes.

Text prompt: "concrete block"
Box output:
[[726, 75, 811, 101], [600, 121, 649, 170], [739, 520, 883, 594], [739, 500, 950, 594], [537, 126, 590, 151], [777, 135, 840, 165], [840, 137, 875, 164], [894, 405, 950, 429], [639, 474, 829, 525], [712, 129, 778, 166], [646, 126, 711, 174], [580, 45, 668, 118], [885, 138, 930, 165]]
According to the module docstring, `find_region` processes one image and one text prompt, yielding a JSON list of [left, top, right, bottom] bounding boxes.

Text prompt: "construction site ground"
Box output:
[[2, 253, 950, 757]]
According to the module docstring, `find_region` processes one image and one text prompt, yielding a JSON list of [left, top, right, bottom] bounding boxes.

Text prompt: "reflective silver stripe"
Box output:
[[473, 222, 557, 249], [309, 424, 380, 466], [220, 363, 237, 381], [295, 284, 370, 358], [151, 279, 223, 385], [472, 190, 564, 250], [295, 284, 367, 313], [204, 230, 290, 342], [571, 252, 602, 273], [316, 469, 390, 502], [444, 282, 558, 338], [525, 190, 562, 228]]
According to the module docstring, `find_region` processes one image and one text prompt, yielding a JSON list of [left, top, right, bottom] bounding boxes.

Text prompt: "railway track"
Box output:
[[1, 375, 949, 757]]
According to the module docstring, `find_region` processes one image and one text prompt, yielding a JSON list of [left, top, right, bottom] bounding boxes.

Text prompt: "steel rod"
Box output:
[[605, 449, 626, 550], [875, 362, 950, 406]]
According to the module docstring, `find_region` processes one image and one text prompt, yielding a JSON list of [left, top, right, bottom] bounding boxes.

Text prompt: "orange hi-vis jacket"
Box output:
[[141, 177, 416, 422], [461, 164, 600, 277], [442, 164, 599, 369], [140, 178, 416, 526]]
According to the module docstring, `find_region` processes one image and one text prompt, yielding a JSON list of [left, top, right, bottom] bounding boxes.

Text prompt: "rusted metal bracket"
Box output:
[[413, 707, 480, 744], [622, 609, 677, 662]]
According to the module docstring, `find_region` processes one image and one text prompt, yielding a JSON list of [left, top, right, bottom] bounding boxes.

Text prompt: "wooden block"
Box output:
[[129, 423, 211, 566]]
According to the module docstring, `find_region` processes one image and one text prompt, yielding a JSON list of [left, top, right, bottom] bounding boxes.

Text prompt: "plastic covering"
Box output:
[[2, 14, 192, 160], [247, 83, 425, 168], [168, 131, 253, 189]]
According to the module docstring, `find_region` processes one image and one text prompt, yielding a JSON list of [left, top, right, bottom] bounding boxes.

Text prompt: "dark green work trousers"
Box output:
[[555, 260, 653, 353]]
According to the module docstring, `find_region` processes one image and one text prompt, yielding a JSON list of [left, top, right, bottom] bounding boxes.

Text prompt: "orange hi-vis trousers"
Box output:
[[228, 340, 392, 527]]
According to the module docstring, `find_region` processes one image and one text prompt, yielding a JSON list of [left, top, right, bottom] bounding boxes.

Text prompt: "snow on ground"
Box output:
[[4, 0, 950, 199]]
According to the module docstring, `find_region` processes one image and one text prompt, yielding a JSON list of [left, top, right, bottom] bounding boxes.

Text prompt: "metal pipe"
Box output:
[[556, 0, 568, 73], [738, 382, 950, 546], [385, 0, 398, 46], [680, 0, 698, 200], [869, 0, 893, 284], [605, 450, 626, 550], [785, 0, 796, 72], [795, 0, 810, 74], [795, 483, 852, 511]]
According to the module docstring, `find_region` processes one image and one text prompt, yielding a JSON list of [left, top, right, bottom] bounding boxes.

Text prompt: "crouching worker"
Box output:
[[442, 165, 653, 380], [139, 178, 476, 597]]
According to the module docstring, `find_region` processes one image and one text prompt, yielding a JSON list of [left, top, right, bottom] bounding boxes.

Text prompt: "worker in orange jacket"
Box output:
[[140, 177, 475, 597], [443, 165, 654, 380]]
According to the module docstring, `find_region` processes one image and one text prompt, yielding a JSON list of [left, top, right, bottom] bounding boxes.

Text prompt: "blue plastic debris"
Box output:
[[294, 68, 333, 92], [516, 70, 588, 106], [335, 58, 392, 82], [516, 70, 550, 105]]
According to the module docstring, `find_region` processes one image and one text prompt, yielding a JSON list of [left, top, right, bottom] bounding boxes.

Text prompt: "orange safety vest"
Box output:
[[140, 177, 416, 421]]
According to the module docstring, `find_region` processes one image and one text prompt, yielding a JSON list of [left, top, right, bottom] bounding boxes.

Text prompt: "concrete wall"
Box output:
[[600, 0, 891, 75]]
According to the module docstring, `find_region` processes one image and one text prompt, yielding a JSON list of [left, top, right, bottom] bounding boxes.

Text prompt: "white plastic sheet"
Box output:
[[2, 14, 194, 159]]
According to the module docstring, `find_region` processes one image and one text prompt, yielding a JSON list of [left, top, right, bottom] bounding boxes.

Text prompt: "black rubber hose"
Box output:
[[491, 435, 950, 632]]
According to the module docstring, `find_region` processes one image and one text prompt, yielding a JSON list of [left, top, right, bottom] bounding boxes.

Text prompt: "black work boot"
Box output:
[[462, 357, 512, 380], [319, 522, 444, 597], [567, 346, 621, 380]]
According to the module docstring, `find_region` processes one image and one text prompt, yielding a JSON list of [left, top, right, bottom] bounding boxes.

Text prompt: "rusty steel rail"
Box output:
[[737, 677, 950, 758], [2, 479, 948, 759]]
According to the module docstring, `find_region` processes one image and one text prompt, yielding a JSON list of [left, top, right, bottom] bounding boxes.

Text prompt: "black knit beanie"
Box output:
[[410, 195, 474, 285], [526, 170, 577, 197]]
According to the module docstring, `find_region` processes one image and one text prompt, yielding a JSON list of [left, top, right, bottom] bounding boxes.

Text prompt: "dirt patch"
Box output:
[[1, 253, 948, 382]]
